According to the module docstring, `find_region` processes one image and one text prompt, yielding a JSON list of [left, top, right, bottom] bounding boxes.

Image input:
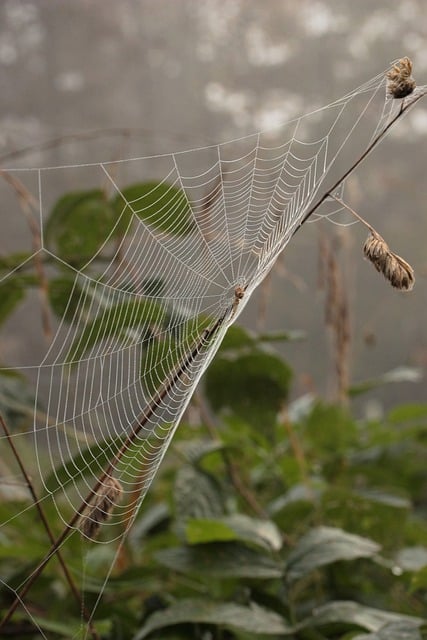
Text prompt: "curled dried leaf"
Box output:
[[363, 232, 415, 291], [386, 57, 416, 99], [79, 476, 123, 540]]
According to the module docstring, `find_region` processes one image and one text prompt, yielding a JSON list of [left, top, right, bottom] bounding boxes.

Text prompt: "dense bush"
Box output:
[[0, 183, 426, 639]]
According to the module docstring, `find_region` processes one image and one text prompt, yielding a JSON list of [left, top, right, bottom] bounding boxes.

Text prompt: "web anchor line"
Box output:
[[293, 87, 427, 237], [0, 298, 238, 632]]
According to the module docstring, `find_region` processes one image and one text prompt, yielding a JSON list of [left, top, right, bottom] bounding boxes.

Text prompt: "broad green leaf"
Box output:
[[350, 367, 423, 396], [257, 329, 306, 343], [128, 503, 170, 545], [0, 251, 33, 272], [48, 275, 86, 321], [186, 514, 283, 551], [173, 437, 224, 464], [0, 369, 36, 426], [111, 181, 194, 236], [0, 277, 25, 325], [395, 546, 427, 572], [205, 348, 292, 428], [353, 620, 426, 639], [388, 404, 427, 424], [219, 325, 256, 351], [29, 614, 112, 639], [356, 489, 411, 510], [303, 402, 358, 455], [156, 542, 284, 579], [411, 566, 427, 592], [301, 601, 423, 634], [185, 519, 237, 544], [285, 526, 380, 581], [134, 598, 293, 639], [45, 189, 116, 266], [66, 298, 166, 362], [173, 465, 224, 524]]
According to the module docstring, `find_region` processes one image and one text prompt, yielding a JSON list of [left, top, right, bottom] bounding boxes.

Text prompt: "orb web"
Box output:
[[0, 65, 424, 637]]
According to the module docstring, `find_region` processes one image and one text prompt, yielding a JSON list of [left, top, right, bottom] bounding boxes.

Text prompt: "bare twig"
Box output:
[[318, 235, 351, 405], [194, 391, 267, 518], [0, 415, 100, 640]]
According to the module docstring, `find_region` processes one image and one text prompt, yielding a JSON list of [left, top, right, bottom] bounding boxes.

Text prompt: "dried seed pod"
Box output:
[[79, 476, 123, 540], [363, 232, 415, 291], [386, 57, 416, 99]]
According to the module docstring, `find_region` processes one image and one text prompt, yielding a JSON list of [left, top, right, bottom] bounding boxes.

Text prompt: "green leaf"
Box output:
[[44, 435, 123, 494], [48, 275, 86, 321], [350, 367, 423, 396], [185, 519, 237, 544], [301, 601, 423, 634], [186, 514, 283, 551], [285, 526, 381, 581], [134, 598, 293, 639], [219, 325, 256, 351], [205, 348, 292, 428], [352, 620, 427, 639], [303, 402, 358, 455], [173, 465, 224, 524], [111, 181, 194, 236], [0, 277, 25, 325], [0, 369, 36, 426], [45, 189, 115, 266], [388, 404, 427, 424], [30, 615, 112, 638], [173, 437, 224, 464], [155, 542, 284, 579], [257, 329, 306, 343], [0, 251, 33, 272], [66, 298, 166, 362], [395, 546, 427, 572]]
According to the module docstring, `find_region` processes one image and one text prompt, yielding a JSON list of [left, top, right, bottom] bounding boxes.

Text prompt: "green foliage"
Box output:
[[205, 347, 292, 429], [1, 184, 427, 639], [111, 181, 195, 236], [45, 189, 116, 267]]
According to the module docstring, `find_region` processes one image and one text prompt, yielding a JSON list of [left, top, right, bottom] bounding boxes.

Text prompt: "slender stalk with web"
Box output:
[[0, 60, 425, 635]]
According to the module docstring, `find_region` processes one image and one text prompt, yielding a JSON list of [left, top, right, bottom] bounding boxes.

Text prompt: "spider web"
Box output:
[[0, 66, 422, 637]]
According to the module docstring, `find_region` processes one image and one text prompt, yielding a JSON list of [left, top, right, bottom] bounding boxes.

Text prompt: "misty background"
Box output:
[[0, 0, 426, 416]]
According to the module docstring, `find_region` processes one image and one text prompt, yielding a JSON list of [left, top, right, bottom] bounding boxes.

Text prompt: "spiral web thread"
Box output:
[[0, 67, 419, 636]]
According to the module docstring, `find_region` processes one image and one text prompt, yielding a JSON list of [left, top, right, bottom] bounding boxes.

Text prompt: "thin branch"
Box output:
[[293, 88, 427, 235], [0, 307, 230, 631], [0, 415, 100, 640], [329, 194, 377, 233], [194, 390, 268, 518]]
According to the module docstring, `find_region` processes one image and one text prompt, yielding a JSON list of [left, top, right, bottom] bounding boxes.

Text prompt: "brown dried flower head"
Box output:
[[79, 476, 123, 540], [386, 57, 416, 99], [363, 232, 415, 291]]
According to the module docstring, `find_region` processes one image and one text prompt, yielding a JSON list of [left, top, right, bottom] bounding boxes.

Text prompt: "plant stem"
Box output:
[[194, 390, 268, 518], [0, 416, 100, 640], [293, 88, 426, 234], [329, 194, 378, 234], [0, 308, 229, 631]]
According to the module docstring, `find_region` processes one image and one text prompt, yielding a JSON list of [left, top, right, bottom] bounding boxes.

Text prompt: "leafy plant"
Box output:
[[0, 179, 426, 639]]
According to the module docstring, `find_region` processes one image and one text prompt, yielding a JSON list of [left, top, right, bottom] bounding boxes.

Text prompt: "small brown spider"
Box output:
[[231, 285, 246, 316], [386, 57, 416, 99]]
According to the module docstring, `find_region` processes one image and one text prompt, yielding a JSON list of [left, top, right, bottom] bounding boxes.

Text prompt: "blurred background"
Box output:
[[0, 0, 426, 414]]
